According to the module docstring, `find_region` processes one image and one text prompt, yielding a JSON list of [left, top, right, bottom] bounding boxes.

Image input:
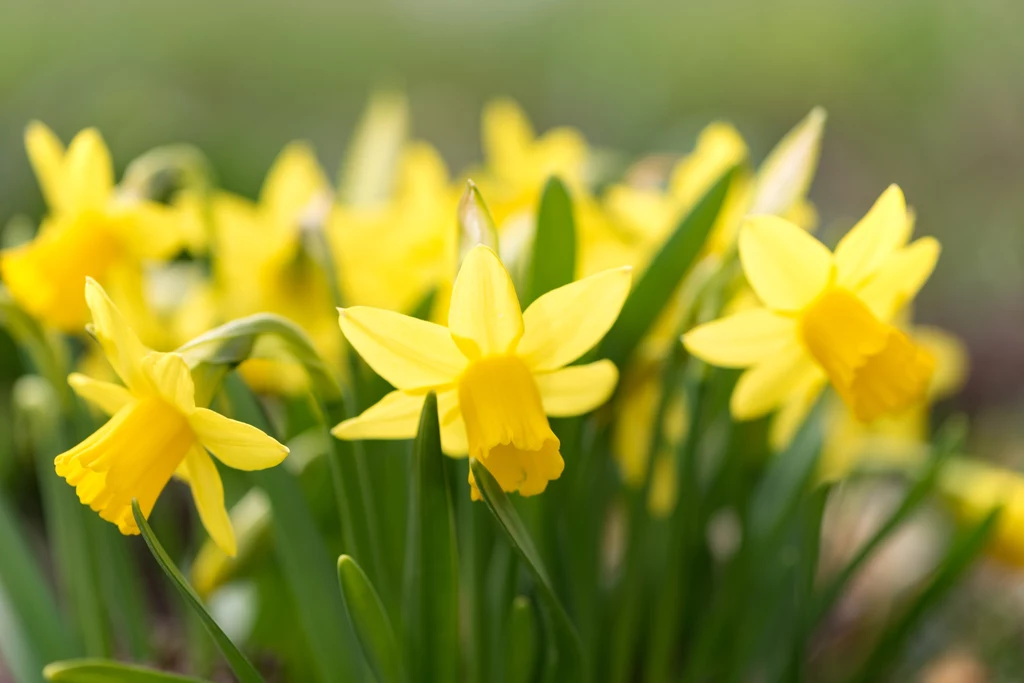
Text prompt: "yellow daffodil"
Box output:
[[212, 142, 339, 392], [684, 185, 940, 434], [1, 123, 184, 331], [329, 142, 459, 313], [477, 98, 589, 224], [938, 459, 1024, 568], [818, 326, 967, 481], [333, 245, 630, 498], [55, 279, 288, 555]]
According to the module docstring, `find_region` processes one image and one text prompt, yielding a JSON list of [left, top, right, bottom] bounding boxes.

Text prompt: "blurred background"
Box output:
[[1, 1, 1023, 680], [2, 1, 1022, 430]]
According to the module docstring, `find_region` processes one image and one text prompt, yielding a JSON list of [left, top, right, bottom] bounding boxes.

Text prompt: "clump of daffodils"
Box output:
[[0, 97, 1011, 683]]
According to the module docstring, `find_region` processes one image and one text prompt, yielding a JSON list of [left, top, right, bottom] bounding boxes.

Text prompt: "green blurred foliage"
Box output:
[[0, 0, 1021, 411]]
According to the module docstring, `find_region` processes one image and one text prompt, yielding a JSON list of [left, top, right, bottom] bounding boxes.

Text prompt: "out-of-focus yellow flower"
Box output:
[[330, 143, 459, 313], [818, 326, 968, 481], [611, 111, 825, 494], [605, 122, 750, 267], [684, 185, 941, 436], [1, 123, 184, 331], [477, 99, 589, 224], [212, 142, 338, 391], [333, 245, 630, 499], [938, 458, 1024, 567], [55, 280, 288, 555]]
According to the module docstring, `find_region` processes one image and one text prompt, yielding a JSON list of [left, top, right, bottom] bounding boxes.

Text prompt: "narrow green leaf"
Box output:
[[598, 167, 736, 366], [222, 377, 365, 683], [176, 313, 342, 403], [131, 501, 266, 683], [748, 398, 825, 543], [506, 596, 539, 683], [44, 659, 209, 683], [523, 177, 576, 307], [469, 460, 588, 683], [0, 490, 72, 683], [812, 440, 954, 627], [404, 393, 459, 683], [852, 508, 1000, 682], [338, 556, 406, 683]]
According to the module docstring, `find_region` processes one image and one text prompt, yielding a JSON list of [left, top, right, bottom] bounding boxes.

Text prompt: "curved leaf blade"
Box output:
[[404, 393, 459, 683], [469, 460, 587, 683], [44, 659, 209, 683], [598, 167, 737, 366], [338, 556, 406, 683], [524, 176, 576, 307], [131, 501, 266, 683]]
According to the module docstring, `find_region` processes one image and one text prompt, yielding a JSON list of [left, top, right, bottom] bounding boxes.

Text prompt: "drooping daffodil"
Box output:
[[1, 123, 183, 331], [333, 245, 630, 498], [684, 185, 940, 432], [55, 279, 289, 555]]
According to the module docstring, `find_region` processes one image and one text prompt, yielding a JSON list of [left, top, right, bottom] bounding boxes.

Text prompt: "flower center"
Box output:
[[457, 355, 562, 498], [800, 287, 934, 422], [55, 397, 196, 533]]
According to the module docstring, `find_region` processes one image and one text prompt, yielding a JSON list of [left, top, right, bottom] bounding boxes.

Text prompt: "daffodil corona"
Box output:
[[333, 245, 630, 498], [684, 185, 940, 442], [55, 279, 289, 555]]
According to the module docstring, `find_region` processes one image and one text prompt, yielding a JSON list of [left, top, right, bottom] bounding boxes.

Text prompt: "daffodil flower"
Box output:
[[55, 279, 289, 555], [684, 185, 940, 436], [1, 123, 183, 331], [333, 245, 630, 498]]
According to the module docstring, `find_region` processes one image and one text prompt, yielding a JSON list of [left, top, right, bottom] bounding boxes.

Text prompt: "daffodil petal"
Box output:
[[683, 308, 797, 368], [750, 107, 826, 216], [768, 372, 827, 450], [339, 308, 467, 390], [440, 411, 469, 457], [448, 245, 523, 358], [63, 128, 113, 212], [731, 347, 819, 420], [535, 360, 619, 417], [739, 216, 833, 312], [25, 121, 66, 211], [68, 373, 133, 416], [141, 353, 196, 413], [516, 266, 632, 372], [856, 237, 940, 321], [331, 390, 426, 441], [85, 278, 150, 392], [188, 408, 289, 471], [260, 142, 330, 227], [834, 185, 911, 289], [181, 445, 236, 557], [913, 326, 968, 399]]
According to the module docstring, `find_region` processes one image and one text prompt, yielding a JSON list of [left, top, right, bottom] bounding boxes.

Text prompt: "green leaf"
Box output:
[[0, 490, 73, 683], [506, 596, 539, 683], [220, 376, 365, 683], [598, 167, 736, 367], [131, 501, 266, 683], [523, 177, 576, 307], [338, 556, 406, 683], [175, 313, 342, 403], [851, 508, 1000, 682], [469, 460, 587, 683], [43, 659, 209, 683], [598, 167, 737, 366], [748, 398, 825, 544], [403, 393, 459, 683], [812, 436, 955, 627]]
